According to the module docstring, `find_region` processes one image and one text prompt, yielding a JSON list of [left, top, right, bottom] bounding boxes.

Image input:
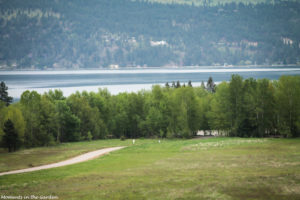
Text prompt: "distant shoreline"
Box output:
[[2, 66, 300, 99], [0, 64, 300, 72]]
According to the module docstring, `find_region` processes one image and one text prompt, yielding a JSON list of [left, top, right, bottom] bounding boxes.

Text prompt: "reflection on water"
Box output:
[[1, 67, 300, 98]]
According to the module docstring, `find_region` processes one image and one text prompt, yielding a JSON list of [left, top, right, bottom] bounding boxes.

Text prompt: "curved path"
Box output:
[[0, 146, 125, 176]]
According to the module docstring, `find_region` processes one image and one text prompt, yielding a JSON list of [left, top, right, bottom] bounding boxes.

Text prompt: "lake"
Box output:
[[1, 66, 300, 99]]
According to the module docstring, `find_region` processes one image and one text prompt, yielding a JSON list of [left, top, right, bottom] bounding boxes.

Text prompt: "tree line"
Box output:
[[0, 75, 300, 152]]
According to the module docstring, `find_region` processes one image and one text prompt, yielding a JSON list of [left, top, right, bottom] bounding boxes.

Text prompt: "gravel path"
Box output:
[[0, 146, 125, 176]]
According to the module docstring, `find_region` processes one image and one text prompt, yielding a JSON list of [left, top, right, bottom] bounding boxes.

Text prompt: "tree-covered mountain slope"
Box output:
[[142, 0, 298, 6], [0, 0, 300, 69]]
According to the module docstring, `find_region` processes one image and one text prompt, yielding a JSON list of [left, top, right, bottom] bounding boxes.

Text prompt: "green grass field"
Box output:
[[0, 139, 138, 173], [0, 138, 300, 199]]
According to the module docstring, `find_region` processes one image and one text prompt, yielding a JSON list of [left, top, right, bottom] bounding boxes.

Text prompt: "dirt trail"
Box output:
[[0, 146, 125, 176]]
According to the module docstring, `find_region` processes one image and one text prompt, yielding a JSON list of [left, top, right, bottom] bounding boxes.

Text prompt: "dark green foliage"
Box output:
[[3, 75, 300, 148], [275, 76, 300, 137], [165, 82, 170, 88], [209, 75, 300, 137], [2, 119, 21, 152], [237, 118, 257, 137], [256, 79, 276, 136], [120, 135, 126, 141], [67, 92, 106, 140], [45, 90, 65, 101], [206, 77, 216, 93], [228, 75, 244, 135], [171, 81, 176, 88], [0, 82, 13, 106], [0, 1, 300, 69], [55, 100, 81, 142], [20, 91, 43, 146]]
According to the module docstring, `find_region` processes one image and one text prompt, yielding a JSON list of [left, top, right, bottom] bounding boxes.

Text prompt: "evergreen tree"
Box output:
[[206, 77, 216, 93], [176, 81, 181, 88], [171, 81, 176, 88], [2, 119, 21, 152], [165, 82, 170, 88], [188, 80, 192, 87], [0, 82, 13, 106]]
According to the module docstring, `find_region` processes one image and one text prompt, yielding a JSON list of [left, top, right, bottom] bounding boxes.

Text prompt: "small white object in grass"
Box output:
[[133, 139, 135, 144], [158, 140, 161, 143]]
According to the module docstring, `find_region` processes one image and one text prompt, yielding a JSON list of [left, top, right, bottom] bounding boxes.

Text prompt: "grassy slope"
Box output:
[[0, 138, 300, 199], [0, 139, 137, 173]]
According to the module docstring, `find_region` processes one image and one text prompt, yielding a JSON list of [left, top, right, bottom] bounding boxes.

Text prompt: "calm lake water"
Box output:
[[1, 66, 300, 99]]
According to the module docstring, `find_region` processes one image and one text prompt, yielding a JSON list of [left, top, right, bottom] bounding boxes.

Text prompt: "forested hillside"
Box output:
[[143, 0, 297, 6], [0, 0, 300, 69]]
